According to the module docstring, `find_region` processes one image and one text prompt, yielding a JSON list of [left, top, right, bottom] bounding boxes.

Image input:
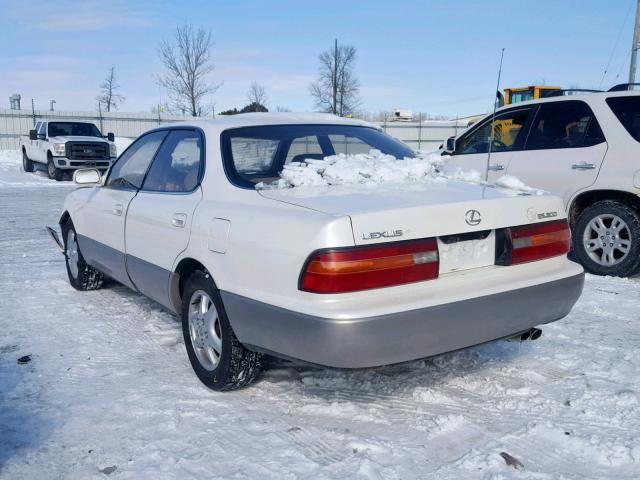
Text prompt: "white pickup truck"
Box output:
[[20, 120, 117, 181]]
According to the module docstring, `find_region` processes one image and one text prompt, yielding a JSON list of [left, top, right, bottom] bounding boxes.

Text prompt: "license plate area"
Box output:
[[438, 230, 495, 274]]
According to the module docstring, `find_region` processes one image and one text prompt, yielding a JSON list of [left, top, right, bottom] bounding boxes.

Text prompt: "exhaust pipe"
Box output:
[[529, 328, 542, 341], [507, 328, 542, 342]]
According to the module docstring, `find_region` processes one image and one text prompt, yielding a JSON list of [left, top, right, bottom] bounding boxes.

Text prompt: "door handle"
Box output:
[[488, 164, 505, 171], [171, 213, 187, 228], [112, 203, 123, 216], [572, 162, 596, 170]]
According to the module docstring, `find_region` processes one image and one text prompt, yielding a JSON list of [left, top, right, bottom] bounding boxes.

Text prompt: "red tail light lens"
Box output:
[[300, 239, 439, 293], [509, 219, 571, 265]]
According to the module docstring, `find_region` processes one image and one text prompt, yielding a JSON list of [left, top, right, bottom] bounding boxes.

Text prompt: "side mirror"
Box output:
[[107, 132, 115, 142], [444, 136, 456, 154], [29, 130, 37, 140], [74, 168, 101, 185]]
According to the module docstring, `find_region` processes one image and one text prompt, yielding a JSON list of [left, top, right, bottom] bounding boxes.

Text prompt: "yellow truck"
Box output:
[[503, 85, 562, 105]]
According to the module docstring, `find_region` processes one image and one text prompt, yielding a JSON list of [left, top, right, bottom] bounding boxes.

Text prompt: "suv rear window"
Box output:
[[221, 125, 415, 188], [607, 96, 640, 142]]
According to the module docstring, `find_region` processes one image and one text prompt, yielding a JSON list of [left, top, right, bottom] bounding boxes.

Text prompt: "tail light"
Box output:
[[300, 239, 439, 293], [499, 219, 571, 265]]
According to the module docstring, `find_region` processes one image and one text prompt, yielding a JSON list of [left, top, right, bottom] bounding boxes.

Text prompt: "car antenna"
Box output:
[[486, 47, 505, 182]]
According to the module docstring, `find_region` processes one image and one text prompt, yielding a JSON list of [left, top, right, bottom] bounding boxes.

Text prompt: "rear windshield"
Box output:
[[606, 96, 640, 142], [221, 124, 415, 188], [48, 122, 102, 138]]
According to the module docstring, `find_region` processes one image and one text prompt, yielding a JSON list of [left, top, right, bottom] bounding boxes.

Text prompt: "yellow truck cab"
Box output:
[[504, 86, 562, 105]]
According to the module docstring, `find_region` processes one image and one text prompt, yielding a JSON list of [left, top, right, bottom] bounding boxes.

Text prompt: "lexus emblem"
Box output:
[[465, 209, 482, 226]]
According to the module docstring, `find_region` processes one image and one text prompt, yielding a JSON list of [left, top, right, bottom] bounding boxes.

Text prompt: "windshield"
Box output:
[[221, 124, 415, 188], [48, 122, 102, 138]]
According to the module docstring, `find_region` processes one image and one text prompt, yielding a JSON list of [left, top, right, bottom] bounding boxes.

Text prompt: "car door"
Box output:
[[125, 129, 204, 309], [448, 107, 534, 183], [35, 122, 47, 162], [74, 130, 168, 288], [504, 100, 607, 205]]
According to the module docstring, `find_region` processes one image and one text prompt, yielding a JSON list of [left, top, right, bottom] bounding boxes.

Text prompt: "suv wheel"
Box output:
[[62, 220, 104, 290], [181, 271, 262, 390], [573, 200, 640, 277], [47, 154, 63, 181], [22, 150, 34, 173]]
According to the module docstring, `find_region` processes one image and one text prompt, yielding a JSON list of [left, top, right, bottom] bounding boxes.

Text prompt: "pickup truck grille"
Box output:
[[65, 142, 109, 160]]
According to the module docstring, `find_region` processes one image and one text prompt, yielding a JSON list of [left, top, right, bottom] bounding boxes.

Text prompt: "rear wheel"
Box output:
[[573, 200, 640, 277], [181, 270, 262, 390], [62, 220, 104, 291], [22, 150, 34, 173], [47, 154, 62, 181]]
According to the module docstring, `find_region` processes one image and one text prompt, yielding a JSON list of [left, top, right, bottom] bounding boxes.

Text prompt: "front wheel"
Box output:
[[573, 200, 640, 277], [62, 220, 104, 290], [22, 151, 34, 173], [181, 271, 262, 391], [47, 155, 63, 181]]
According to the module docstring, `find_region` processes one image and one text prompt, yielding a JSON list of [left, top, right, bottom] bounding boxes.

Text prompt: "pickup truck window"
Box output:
[[142, 130, 203, 193], [37, 122, 46, 135], [106, 131, 167, 190], [525, 101, 605, 150], [48, 122, 102, 138], [606, 96, 640, 143], [222, 125, 415, 188]]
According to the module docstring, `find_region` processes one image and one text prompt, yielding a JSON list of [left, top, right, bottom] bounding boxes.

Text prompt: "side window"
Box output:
[[230, 137, 280, 173], [328, 134, 372, 155], [34, 122, 42, 134], [142, 130, 203, 192], [455, 108, 532, 155], [285, 136, 323, 163], [525, 101, 605, 150], [38, 122, 47, 136], [606, 96, 640, 142], [106, 131, 167, 190]]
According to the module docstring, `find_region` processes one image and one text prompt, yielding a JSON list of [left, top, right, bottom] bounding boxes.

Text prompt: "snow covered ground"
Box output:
[[1, 152, 639, 479]]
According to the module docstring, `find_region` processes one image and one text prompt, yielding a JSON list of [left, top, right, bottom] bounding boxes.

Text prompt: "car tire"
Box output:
[[573, 200, 640, 277], [181, 270, 262, 391], [47, 154, 63, 181], [61, 220, 104, 291], [22, 150, 34, 173]]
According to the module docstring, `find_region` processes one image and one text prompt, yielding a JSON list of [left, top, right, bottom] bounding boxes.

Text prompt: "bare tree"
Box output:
[[97, 67, 125, 112], [158, 24, 221, 116], [246, 82, 267, 111], [310, 39, 361, 115]]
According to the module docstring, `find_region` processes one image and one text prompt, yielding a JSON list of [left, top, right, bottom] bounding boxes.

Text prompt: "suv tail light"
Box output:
[[300, 239, 439, 293], [499, 219, 571, 265]]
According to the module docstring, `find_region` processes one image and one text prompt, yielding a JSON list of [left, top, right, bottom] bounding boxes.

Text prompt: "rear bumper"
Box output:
[[222, 272, 584, 368]]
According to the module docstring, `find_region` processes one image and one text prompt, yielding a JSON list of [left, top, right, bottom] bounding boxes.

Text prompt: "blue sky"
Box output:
[[0, 0, 636, 117]]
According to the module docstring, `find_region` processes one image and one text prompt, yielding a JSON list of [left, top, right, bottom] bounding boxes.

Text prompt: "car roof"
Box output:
[[496, 89, 640, 112], [157, 112, 372, 133]]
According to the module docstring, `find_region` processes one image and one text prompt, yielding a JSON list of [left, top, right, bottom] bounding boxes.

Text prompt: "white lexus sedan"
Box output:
[[50, 113, 584, 390]]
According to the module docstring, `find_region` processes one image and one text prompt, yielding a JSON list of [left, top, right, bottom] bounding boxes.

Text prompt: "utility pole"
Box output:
[[333, 38, 338, 115], [629, 0, 640, 84]]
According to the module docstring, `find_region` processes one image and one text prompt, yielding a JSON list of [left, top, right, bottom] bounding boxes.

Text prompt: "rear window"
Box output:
[[221, 125, 415, 188], [607, 96, 640, 142]]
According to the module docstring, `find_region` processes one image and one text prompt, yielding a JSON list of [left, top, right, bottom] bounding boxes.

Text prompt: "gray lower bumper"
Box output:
[[53, 156, 113, 170], [221, 273, 584, 369]]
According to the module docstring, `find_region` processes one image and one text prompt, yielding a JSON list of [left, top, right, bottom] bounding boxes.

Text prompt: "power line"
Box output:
[[598, 0, 634, 89]]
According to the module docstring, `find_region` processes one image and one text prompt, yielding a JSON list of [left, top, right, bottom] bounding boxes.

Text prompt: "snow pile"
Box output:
[[255, 149, 543, 195]]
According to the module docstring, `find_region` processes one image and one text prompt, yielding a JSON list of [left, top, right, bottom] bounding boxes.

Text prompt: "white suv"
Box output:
[[445, 90, 640, 277]]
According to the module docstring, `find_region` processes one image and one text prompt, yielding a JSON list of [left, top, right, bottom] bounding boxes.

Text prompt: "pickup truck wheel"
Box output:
[[573, 200, 640, 277], [61, 220, 104, 291], [22, 151, 34, 173], [181, 271, 262, 391], [47, 155, 63, 181]]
